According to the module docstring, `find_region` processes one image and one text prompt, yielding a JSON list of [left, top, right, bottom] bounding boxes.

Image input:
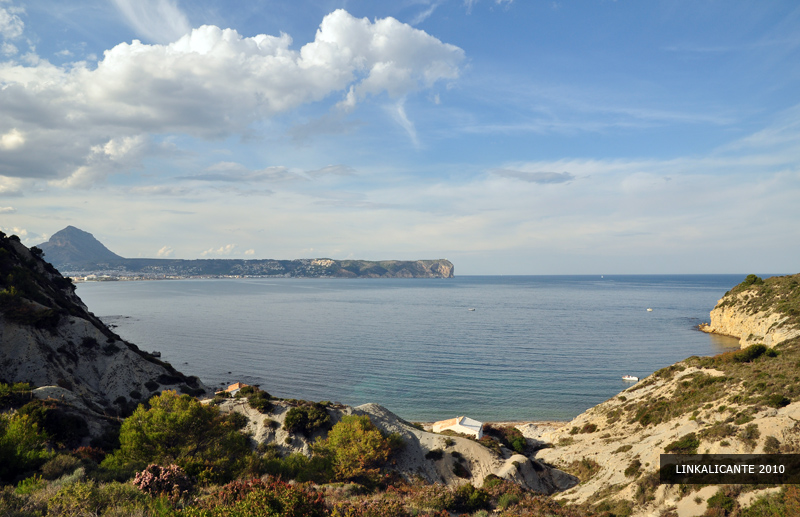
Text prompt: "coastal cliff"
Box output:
[[0, 231, 207, 419], [699, 274, 800, 348]]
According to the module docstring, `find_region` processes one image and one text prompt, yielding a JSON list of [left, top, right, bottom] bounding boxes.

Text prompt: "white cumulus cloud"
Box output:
[[156, 245, 174, 257], [0, 10, 463, 188], [0, 206, 15, 213], [201, 244, 236, 256]]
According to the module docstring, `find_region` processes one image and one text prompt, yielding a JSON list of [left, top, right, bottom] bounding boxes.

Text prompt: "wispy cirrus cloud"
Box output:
[[491, 169, 575, 184], [111, 0, 191, 43]]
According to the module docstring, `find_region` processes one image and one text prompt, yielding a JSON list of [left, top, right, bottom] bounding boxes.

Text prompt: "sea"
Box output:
[[75, 275, 748, 423]]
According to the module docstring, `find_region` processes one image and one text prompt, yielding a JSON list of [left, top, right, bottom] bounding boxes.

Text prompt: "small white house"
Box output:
[[432, 416, 484, 439]]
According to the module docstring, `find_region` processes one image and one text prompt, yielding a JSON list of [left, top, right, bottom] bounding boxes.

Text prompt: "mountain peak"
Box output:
[[38, 226, 123, 267]]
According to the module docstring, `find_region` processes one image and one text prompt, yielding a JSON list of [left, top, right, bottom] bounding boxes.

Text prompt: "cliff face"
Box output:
[[0, 232, 207, 416], [699, 274, 800, 348]]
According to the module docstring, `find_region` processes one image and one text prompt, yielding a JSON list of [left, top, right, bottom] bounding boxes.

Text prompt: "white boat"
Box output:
[[646, 308, 653, 312], [622, 375, 639, 382], [468, 308, 476, 311]]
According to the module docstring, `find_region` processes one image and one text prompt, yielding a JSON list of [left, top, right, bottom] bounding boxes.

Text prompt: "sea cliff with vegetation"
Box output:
[[699, 273, 800, 348], [2, 234, 800, 516]]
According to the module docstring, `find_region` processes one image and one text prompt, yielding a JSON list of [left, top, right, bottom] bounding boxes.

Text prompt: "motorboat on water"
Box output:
[[622, 375, 639, 382]]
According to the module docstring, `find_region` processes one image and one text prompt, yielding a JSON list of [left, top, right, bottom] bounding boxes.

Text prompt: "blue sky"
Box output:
[[1, 0, 798, 274]]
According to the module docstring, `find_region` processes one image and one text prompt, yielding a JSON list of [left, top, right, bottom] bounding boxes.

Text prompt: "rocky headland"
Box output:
[[699, 273, 800, 348], [37, 226, 455, 279]]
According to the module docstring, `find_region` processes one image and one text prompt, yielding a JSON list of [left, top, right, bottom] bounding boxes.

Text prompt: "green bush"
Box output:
[[764, 435, 781, 454], [497, 492, 520, 510], [707, 489, 737, 513], [740, 424, 761, 449], [425, 448, 444, 461], [767, 394, 790, 408], [101, 390, 251, 482], [41, 454, 81, 480], [664, 433, 700, 455], [283, 403, 331, 436], [624, 459, 641, 478], [453, 483, 490, 513], [313, 415, 402, 482], [0, 412, 52, 482]]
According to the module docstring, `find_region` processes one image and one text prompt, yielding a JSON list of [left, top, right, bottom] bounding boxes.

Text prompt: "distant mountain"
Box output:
[[38, 226, 122, 268], [36, 227, 455, 279]]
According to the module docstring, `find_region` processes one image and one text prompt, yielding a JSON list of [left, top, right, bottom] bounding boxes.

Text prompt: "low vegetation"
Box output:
[[720, 273, 800, 327]]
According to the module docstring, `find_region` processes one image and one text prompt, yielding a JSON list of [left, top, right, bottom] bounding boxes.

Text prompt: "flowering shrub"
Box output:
[[185, 478, 326, 517], [132, 464, 192, 501], [72, 446, 106, 463]]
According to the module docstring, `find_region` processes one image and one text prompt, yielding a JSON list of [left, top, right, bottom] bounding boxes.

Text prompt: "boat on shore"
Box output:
[[622, 375, 639, 382]]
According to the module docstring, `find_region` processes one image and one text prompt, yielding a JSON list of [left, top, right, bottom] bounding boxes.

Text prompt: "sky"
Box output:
[[0, 0, 798, 275]]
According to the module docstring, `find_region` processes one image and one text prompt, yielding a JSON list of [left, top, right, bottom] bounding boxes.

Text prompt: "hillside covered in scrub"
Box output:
[[0, 230, 207, 422], [535, 274, 800, 516]]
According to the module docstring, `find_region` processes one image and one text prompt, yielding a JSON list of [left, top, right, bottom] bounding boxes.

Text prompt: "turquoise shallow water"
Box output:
[[76, 275, 744, 422]]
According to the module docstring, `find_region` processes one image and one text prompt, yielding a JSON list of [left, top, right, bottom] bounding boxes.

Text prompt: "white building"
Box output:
[[432, 416, 484, 439]]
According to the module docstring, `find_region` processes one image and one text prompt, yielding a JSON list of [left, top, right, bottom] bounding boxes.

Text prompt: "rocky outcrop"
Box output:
[[0, 232, 207, 416], [699, 274, 800, 348], [215, 398, 576, 494]]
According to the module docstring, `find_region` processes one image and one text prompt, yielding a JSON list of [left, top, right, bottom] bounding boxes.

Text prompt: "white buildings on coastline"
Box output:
[[432, 416, 485, 439]]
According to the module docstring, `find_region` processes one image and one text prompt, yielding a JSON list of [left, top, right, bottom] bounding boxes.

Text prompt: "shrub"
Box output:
[[313, 415, 402, 482], [247, 390, 273, 414], [624, 459, 641, 478], [767, 394, 790, 408], [452, 461, 471, 478], [41, 454, 80, 480], [409, 483, 455, 511], [707, 489, 737, 514], [497, 492, 521, 510], [764, 435, 781, 454], [187, 478, 327, 517], [740, 424, 761, 449], [484, 424, 529, 453], [0, 412, 52, 482], [453, 483, 490, 513], [566, 457, 601, 482], [283, 403, 331, 436], [734, 344, 768, 363], [47, 481, 102, 516], [132, 464, 193, 501], [664, 433, 700, 455], [144, 380, 159, 392], [425, 448, 444, 461], [101, 390, 251, 482]]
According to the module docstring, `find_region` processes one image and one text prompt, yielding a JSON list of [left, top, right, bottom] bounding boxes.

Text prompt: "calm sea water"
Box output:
[[76, 275, 745, 422]]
